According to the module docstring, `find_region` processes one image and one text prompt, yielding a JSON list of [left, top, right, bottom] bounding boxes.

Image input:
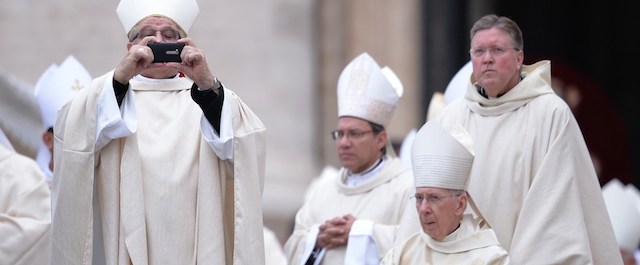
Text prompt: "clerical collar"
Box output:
[[476, 74, 524, 99], [346, 157, 385, 186]]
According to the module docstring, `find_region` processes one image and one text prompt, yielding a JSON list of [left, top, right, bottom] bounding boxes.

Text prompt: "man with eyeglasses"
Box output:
[[50, 0, 266, 264], [285, 53, 419, 265], [382, 120, 509, 265], [434, 14, 621, 264]]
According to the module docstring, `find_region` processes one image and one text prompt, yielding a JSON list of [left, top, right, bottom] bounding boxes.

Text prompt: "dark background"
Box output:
[[422, 0, 638, 187]]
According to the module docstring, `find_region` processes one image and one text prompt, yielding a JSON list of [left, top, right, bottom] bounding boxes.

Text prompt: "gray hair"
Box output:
[[470, 14, 523, 51], [451, 189, 466, 197]]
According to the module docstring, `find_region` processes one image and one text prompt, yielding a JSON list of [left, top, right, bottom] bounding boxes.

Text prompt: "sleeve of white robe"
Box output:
[[200, 98, 234, 160], [95, 75, 136, 151], [0, 147, 51, 265], [345, 219, 379, 265]]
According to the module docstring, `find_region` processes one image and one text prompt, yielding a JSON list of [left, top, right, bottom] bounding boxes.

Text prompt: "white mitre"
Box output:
[[337, 52, 403, 127], [411, 120, 474, 190], [412, 120, 493, 225], [117, 0, 199, 36], [602, 179, 640, 252], [34, 55, 92, 130]]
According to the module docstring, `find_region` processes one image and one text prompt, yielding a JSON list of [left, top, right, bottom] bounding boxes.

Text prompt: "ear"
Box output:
[[515, 50, 524, 69], [42, 131, 54, 151], [456, 193, 468, 216], [377, 130, 388, 151]]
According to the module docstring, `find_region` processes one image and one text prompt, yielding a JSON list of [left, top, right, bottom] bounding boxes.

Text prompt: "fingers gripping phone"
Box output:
[[148, 42, 185, 63]]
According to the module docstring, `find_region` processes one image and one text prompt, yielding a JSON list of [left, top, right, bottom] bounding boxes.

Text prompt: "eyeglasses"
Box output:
[[131, 27, 182, 42], [330, 130, 373, 141], [469, 47, 518, 58], [412, 193, 459, 206]]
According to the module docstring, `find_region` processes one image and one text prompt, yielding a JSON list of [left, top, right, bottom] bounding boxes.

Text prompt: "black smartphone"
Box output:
[[148, 42, 185, 63]]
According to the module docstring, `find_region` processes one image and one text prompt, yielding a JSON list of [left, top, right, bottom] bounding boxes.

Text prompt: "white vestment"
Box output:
[[0, 144, 51, 265], [381, 214, 509, 265], [285, 157, 419, 265], [435, 60, 622, 264], [51, 71, 266, 265]]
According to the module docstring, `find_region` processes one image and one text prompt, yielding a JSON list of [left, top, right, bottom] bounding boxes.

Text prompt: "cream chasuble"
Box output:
[[381, 214, 509, 265], [435, 60, 622, 265], [0, 145, 51, 265], [51, 71, 266, 265], [285, 157, 419, 265]]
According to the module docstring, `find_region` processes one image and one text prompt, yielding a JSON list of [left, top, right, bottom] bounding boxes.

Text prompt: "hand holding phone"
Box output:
[[148, 42, 185, 63]]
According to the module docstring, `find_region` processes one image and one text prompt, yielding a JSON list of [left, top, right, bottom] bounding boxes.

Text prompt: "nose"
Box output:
[[336, 135, 352, 148], [155, 31, 168, 42], [418, 202, 433, 214], [418, 203, 433, 215], [481, 51, 494, 63]]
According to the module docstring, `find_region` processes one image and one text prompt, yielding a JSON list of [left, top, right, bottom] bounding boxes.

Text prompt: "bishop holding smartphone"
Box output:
[[50, 0, 268, 264]]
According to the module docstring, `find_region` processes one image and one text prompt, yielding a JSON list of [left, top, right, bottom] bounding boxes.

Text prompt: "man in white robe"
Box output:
[[284, 53, 419, 265], [50, 0, 266, 264], [435, 14, 621, 264], [0, 128, 51, 265], [382, 120, 509, 265]]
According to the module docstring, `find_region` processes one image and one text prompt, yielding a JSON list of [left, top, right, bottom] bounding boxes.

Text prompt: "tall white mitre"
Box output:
[[411, 120, 492, 225], [33, 55, 92, 183], [34, 55, 92, 130], [411, 120, 474, 191], [116, 0, 200, 36], [337, 52, 403, 127]]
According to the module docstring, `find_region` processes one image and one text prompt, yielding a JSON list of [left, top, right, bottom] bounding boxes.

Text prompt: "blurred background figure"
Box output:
[[0, 71, 41, 159], [602, 179, 640, 265], [33, 55, 92, 185], [0, 127, 51, 265]]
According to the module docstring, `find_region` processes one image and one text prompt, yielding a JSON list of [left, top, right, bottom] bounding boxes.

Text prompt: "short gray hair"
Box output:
[[470, 14, 523, 51]]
